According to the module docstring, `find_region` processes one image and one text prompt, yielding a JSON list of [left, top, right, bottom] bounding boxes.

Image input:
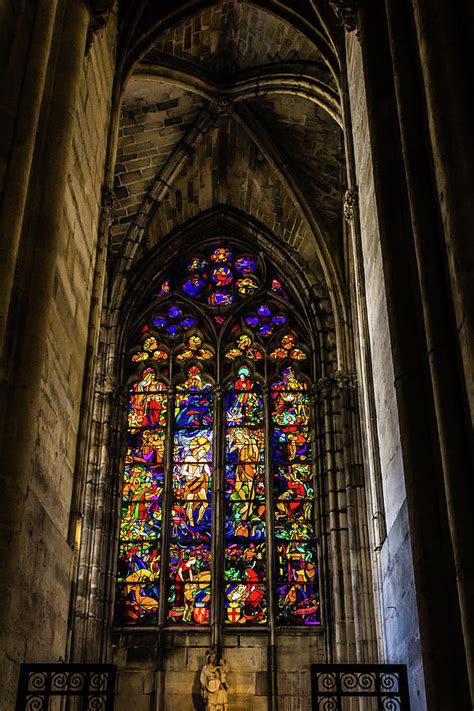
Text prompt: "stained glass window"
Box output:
[[115, 242, 320, 628]]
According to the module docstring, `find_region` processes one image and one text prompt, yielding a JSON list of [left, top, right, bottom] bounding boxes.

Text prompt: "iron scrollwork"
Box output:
[[16, 664, 117, 711], [311, 664, 410, 710]]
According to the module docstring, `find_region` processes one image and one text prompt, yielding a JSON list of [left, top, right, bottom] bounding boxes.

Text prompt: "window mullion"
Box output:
[[211, 384, 225, 653], [158, 384, 175, 627], [264, 381, 278, 706]]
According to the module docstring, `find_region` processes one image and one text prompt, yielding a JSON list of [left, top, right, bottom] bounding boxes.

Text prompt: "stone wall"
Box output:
[[0, 12, 116, 706], [345, 34, 426, 710], [113, 632, 326, 711]]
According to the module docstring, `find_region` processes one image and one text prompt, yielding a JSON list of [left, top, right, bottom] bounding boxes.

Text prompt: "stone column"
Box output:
[[0, 0, 91, 691], [317, 376, 356, 663], [411, 0, 474, 423], [357, 1, 471, 708], [385, 0, 474, 700], [0, 0, 59, 361]]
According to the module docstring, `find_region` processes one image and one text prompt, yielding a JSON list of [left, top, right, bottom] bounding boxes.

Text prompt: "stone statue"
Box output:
[[200, 650, 228, 711]]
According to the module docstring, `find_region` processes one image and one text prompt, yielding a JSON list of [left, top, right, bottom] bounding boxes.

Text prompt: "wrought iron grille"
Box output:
[[311, 664, 410, 710], [15, 663, 116, 711]]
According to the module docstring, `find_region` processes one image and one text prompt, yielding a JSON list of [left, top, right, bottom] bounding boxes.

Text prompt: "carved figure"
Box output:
[[200, 651, 228, 711]]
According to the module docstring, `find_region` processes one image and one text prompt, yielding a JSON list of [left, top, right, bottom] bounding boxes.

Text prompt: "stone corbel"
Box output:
[[315, 376, 336, 398], [85, 0, 114, 56], [101, 185, 118, 222], [329, 0, 358, 33], [344, 186, 359, 222], [315, 370, 358, 397], [95, 371, 119, 396]]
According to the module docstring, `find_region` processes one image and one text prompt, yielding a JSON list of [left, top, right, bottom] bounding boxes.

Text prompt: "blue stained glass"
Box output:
[[127, 429, 166, 468], [210, 247, 233, 263], [175, 392, 213, 427], [272, 427, 312, 462], [168, 306, 182, 319], [171, 502, 212, 540], [182, 278, 205, 297], [235, 257, 257, 274], [211, 266, 233, 286], [209, 290, 233, 306], [168, 543, 211, 623], [119, 247, 319, 630], [276, 583, 320, 625]]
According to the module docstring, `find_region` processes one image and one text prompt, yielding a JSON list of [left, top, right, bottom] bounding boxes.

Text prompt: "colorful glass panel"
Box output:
[[225, 366, 267, 624], [168, 543, 211, 624], [176, 335, 213, 363], [180, 244, 260, 307], [115, 371, 167, 625], [224, 333, 263, 361], [169, 366, 213, 623], [244, 304, 287, 336], [117, 249, 318, 630], [270, 333, 307, 361], [271, 367, 320, 625], [271, 278, 288, 300], [156, 279, 171, 299], [151, 308, 195, 338]]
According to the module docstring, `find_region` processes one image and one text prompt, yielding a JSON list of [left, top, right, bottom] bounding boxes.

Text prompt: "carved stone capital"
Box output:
[[212, 384, 224, 400], [95, 371, 119, 396], [85, 0, 114, 56], [315, 376, 335, 397], [334, 369, 358, 391], [344, 186, 358, 222], [101, 185, 118, 219], [329, 0, 358, 33], [315, 370, 358, 396]]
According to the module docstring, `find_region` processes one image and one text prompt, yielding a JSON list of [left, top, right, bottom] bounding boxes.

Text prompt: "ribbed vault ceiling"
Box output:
[[111, 0, 345, 302]]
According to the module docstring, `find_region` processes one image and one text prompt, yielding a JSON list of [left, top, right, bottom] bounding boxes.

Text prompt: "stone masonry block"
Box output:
[[224, 646, 266, 672], [226, 671, 256, 696], [165, 670, 200, 696], [115, 695, 151, 711], [118, 670, 153, 694]]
